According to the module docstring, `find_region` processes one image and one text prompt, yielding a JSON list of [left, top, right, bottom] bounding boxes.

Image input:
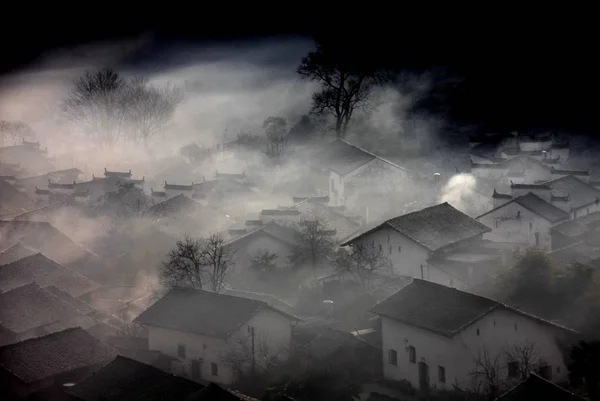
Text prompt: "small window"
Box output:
[[495, 220, 499, 228], [438, 366, 446, 383], [387, 234, 390, 243], [177, 344, 186, 358], [529, 222, 533, 231], [408, 346, 416, 363], [388, 349, 398, 366], [587, 208, 590, 214], [514, 323, 518, 331], [389, 245, 392, 255], [331, 178, 334, 188], [211, 362, 218, 376], [398, 246, 402, 253], [476, 328, 480, 336], [203, 343, 207, 350], [508, 361, 519, 378], [379, 244, 382, 252], [493, 320, 496, 327], [557, 366, 561, 374]]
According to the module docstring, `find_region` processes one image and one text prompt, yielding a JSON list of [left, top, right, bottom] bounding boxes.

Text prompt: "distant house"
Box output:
[[340, 203, 492, 288], [135, 287, 299, 384], [372, 279, 575, 394], [551, 211, 600, 250], [66, 355, 204, 400], [0, 327, 116, 398], [0, 283, 96, 345], [310, 139, 409, 209], [164, 181, 195, 200], [0, 253, 99, 297], [496, 372, 585, 401], [103, 168, 132, 179], [477, 192, 570, 251], [0, 178, 35, 214], [224, 221, 299, 270]]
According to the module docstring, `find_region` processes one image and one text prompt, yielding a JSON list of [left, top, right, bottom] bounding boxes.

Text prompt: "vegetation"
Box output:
[[290, 214, 336, 271], [263, 116, 288, 164], [333, 242, 392, 288]]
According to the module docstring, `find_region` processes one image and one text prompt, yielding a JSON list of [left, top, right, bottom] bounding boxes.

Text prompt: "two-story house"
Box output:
[[340, 203, 491, 287], [134, 287, 299, 385], [372, 279, 576, 395], [477, 192, 570, 251], [310, 139, 409, 211]]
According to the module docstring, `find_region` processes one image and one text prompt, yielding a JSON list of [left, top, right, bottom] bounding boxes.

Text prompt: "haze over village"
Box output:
[[0, 33, 599, 401]]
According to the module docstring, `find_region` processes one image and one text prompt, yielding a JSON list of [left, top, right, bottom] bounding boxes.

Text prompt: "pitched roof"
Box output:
[[341, 203, 491, 251], [371, 279, 575, 338], [186, 382, 257, 401], [164, 181, 194, 190], [225, 221, 299, 248], [0, 253, 99, 297], [135, 287, 297, 338], [148, 194, 198, 217], [0, 328, 116, 384], [314, 139, 406, 176], [546, 175, 600, 210], [45, 285, 95, 315], [513, 193, 570, 223], [66, 355, 203, 401], [496, 373, 585, 401], [0, 242, 36, 265], [551, 211, 600, 238], [223, 289, 299, 317], [0, 283, 81, 334], [104, 168, 132, 178]]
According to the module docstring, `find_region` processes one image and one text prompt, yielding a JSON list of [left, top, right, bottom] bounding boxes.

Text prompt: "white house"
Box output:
[[477, 192, 570, 251], [310, 139, 409, 210], [340, 203, 492, 288], [134, 287, 298, 385], [372, 279, 576, 394]]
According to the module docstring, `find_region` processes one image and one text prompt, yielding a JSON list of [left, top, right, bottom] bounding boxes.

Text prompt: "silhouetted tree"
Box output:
[[288, 115, 316, 142], [61, 68, 128, 147], [0, 120, 34, 146], [161, 233, 235, 293], [569, 341, 600, 401], [297, 39, 386, 138], [124, 77, 183, 146], [263, 116, 288, 163], [290, 214, 336, 272], [250, 250, 279, 273], [333, 243, 392, 288]]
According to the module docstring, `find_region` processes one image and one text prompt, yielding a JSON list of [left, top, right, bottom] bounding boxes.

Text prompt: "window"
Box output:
[[438, 366, 446, 383], [514, 323, 518, 331], [495, 219, 499, 228], [587, 208, 590, 214], [388, 349, 398, 366], [387, 234, 390, 243], [389, 245, 392, 255], [203, 343, 207, 350], [408, 346, 416, 363], [211, 362, 218, 376], [331, 178, 334, 188], [476, 328, 480, 336], [508, 361, 519, 378], [177, 344, 186, 358], [529, 222, 532, 231], [398, 246, 402, 253], [379, 244, 382, 252], [493, 320, 496, 327]]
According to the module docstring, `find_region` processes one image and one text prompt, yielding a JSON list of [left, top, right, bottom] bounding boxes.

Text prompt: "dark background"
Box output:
[[1, 10, 597, 136]]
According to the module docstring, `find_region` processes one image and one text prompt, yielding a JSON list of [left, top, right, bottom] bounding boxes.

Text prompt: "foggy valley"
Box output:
[[0, 26, 599, 401]]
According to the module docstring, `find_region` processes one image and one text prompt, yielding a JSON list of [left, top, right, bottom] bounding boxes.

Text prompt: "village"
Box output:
[[0, 28, 599, 401]]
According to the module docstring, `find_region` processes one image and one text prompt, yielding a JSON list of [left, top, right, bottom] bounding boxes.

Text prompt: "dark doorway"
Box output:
[[191, 360, 201, 381], [418, 361, 430, 394], [535, 232, 540, 245]]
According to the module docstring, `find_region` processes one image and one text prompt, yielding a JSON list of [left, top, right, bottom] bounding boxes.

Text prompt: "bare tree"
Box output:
[[504, 341, 541, 381], [224, 330, 286, 380], [297, 40, 385, 138], [61, 68, 128, 148], [263, 116, 288, 163], [470, 348, 503, 399], [124, 77, 183, 146], [250, 249, 279, 273], [161, 235, 205, 290], [0, 120, 34, 146], [203, 233, 236, 293], [290, 213, 336, 272], [333, 242, 392, 288]]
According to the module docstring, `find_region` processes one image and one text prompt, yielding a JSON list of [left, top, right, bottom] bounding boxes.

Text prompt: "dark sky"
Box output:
[[1, 11, 598, 135]]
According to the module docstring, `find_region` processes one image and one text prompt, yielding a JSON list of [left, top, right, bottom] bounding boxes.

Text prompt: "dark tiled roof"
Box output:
[[67, 355, 203, 401], [513, 193, 570, 223], [0, 253, 99, 297], [186, 382, 257, 401], [164, 181, 194, 191], [547, 175, 600, 210], [148, 194, 197, 217], [45, 286, 95, 315], [496, 373, 585, 401], [223, 289, 299, 317], [314, 139, 406, 176], [342, 203, 490, 251], [549, 242, 600, 267], [260, 209, 301, 216], [135, 287, 296, 338], [104, 168, 132, 178], [370, 279, 575, 338], [0, 283, 81, 334], [551, 212, 600, 238], [226, 221, 300, 248], [0, 328, 116, 384], [551, 167, 590, 176], [0, 242, 36, 265], [510, 181, 552, 190], [492, 189, 512, 199]]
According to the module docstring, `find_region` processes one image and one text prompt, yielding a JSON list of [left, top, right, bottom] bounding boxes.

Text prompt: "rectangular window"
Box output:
[[177, 344, 186, 358], [529, 222, 533, 231], [211, 362, 218, 376], [508, 361, 519, 378], [438, 366, 446, 383], [398, 246, 402, 253], [379, 244, 382, 252], [389, 245, 392, 255], [408, 346, 416, 363], [388, 349, 398, 366]]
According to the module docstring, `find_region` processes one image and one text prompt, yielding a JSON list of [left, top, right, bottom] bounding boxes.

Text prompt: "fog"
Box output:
[[1, 34, 598, 401]]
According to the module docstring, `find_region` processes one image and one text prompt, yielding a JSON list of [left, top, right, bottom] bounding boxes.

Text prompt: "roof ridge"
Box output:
[[0, 326, 84, 351], [336, 138, 407, 171]]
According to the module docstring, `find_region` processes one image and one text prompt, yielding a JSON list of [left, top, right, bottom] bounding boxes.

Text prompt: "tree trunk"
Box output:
[[335, 118, 343, 138]]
